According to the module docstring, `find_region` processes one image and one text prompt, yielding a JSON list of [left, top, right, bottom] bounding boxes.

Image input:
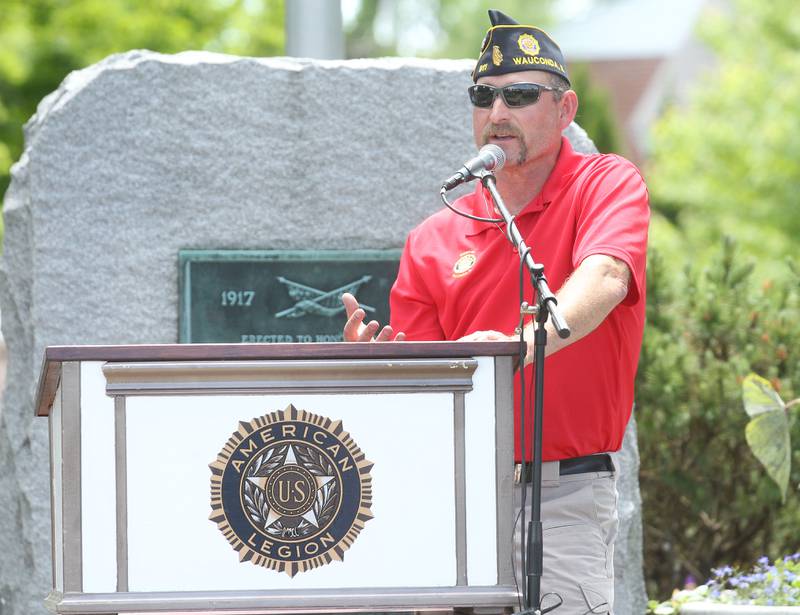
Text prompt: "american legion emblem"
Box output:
[[209, 404, 374, 577], [452, 250, 478, 278], [517, 33, 541, 57]]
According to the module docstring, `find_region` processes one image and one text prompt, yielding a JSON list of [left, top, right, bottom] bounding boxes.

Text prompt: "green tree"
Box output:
[[344, 0, 397, 58], [434, 0, 552, 59], [0, 0, 285, 248], [646, 0, 800, 265], [569, 63, 622, 154]]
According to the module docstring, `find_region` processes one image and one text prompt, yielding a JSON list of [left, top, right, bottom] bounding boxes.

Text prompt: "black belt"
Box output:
[[518, 453, 614, 481]]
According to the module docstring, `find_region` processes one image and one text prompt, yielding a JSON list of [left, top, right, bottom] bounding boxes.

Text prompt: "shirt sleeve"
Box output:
[[572, 156, 650, 306], [389, 233, 446, 340]]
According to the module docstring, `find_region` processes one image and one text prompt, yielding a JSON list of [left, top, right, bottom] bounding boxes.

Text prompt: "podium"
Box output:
[[36, 342, 521, 615]]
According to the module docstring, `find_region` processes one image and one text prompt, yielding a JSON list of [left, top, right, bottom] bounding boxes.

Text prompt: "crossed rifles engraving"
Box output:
[[275, 275, 375, 319]]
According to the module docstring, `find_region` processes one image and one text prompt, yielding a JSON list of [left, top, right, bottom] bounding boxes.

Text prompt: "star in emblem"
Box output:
[[247, 445, 336, 530]]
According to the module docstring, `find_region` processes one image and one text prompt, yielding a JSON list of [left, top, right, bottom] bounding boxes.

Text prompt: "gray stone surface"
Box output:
[[613, 413, 649, 615], [0, 310, 6, 395], [0, 51, 646, 614]]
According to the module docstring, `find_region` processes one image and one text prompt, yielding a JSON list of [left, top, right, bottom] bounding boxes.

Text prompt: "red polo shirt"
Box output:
[[390, 137, 649, 461]]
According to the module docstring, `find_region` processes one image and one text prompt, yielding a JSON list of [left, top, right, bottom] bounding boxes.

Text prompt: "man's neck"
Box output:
[[493, 143, 561, 215]]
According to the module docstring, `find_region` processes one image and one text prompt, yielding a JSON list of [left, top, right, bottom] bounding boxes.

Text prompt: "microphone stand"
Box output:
[[479, 171, 570, 615]]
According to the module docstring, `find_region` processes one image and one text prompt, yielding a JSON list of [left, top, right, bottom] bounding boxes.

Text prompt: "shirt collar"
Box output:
[[463, 136, 580, 237]]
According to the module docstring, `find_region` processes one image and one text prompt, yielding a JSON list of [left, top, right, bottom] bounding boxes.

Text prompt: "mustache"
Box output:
[[480, 122, 524, 144]]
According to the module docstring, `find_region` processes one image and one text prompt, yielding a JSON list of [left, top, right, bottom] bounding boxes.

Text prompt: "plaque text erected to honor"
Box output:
[[179, 250, 401, 343]]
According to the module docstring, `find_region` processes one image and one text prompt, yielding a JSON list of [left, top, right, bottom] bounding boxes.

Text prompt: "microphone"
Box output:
[[442, 144, 506, 190]]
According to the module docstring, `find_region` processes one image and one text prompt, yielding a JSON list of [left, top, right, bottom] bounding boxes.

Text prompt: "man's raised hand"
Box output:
[[341, 293, 406, 342]]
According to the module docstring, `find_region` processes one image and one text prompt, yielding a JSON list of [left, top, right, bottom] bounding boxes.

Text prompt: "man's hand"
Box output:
[[458, 330, 515, 342], [342, 293, 406, 342], [460, 255, 631, 364]]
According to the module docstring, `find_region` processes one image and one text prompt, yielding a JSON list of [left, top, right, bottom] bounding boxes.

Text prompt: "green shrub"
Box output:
[[636, 237, 800, 599]]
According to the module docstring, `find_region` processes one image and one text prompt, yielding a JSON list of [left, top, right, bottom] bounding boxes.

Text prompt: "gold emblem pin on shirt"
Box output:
[[452, 251, 477, 278]]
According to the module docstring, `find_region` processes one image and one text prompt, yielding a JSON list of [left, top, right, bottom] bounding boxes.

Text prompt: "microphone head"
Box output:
[[479, 144, 506, 172]]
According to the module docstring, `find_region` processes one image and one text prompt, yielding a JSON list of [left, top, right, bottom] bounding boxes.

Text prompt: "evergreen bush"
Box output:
[[636, 237, 800, 598]]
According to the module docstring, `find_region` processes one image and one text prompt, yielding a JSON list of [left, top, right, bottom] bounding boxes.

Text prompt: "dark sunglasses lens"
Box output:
[[469, 85, 496, 107], [503, 84, 541, 107]]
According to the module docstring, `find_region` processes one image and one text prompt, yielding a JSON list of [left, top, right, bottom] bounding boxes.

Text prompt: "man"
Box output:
[[342, 9, 649, 614]]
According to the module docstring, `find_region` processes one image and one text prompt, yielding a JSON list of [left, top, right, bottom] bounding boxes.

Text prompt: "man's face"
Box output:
[[472, 70, 567, 168]]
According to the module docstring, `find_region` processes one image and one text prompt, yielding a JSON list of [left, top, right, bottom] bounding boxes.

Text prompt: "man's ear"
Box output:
[[559, 90, 579, 130]]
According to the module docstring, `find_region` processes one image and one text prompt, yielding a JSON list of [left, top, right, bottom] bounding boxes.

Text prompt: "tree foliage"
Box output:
[[569, 63, 622, 155], [640, 0, 800, 599], [0, 0, 285, 246], [434, 0, 551, 59], [646, 0, 800, 263]]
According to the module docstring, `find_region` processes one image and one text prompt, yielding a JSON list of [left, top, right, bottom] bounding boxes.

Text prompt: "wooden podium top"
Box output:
[[36, 341, 522, 417]]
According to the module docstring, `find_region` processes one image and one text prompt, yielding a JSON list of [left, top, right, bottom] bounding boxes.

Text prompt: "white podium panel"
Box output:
[[80, 362, 117, 593], [124, 392, 458, 591]]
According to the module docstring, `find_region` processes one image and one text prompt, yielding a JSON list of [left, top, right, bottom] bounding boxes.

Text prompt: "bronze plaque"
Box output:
[[179, 250, 401, 343]]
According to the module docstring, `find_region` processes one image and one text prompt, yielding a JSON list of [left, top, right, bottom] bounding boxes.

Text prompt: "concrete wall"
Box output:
[[0, 51, 646, 615]]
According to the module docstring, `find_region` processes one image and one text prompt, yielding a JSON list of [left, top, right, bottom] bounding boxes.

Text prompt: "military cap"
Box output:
[[472, 9, 570, 86]]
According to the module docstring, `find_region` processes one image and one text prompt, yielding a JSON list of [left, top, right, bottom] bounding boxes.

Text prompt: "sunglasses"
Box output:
[[468, 82, 563, 108]]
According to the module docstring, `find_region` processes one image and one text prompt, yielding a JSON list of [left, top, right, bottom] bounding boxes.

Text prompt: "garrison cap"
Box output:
[[472, 9, 570, 86]]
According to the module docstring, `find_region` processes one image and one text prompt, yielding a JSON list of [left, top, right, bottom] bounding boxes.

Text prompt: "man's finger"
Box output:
[[343, 307, 366, 341], [359, 320, 379, 342], [341, 293, 360, 319], [374, 326, 394, 342]]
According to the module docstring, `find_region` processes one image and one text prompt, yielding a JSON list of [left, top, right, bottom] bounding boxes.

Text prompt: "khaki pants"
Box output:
[[514, 469, 618, 615]]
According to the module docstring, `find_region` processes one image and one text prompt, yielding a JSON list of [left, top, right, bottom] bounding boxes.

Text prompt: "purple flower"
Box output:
[[700, 555, 800, 607], [712, 565, 734, 578]]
